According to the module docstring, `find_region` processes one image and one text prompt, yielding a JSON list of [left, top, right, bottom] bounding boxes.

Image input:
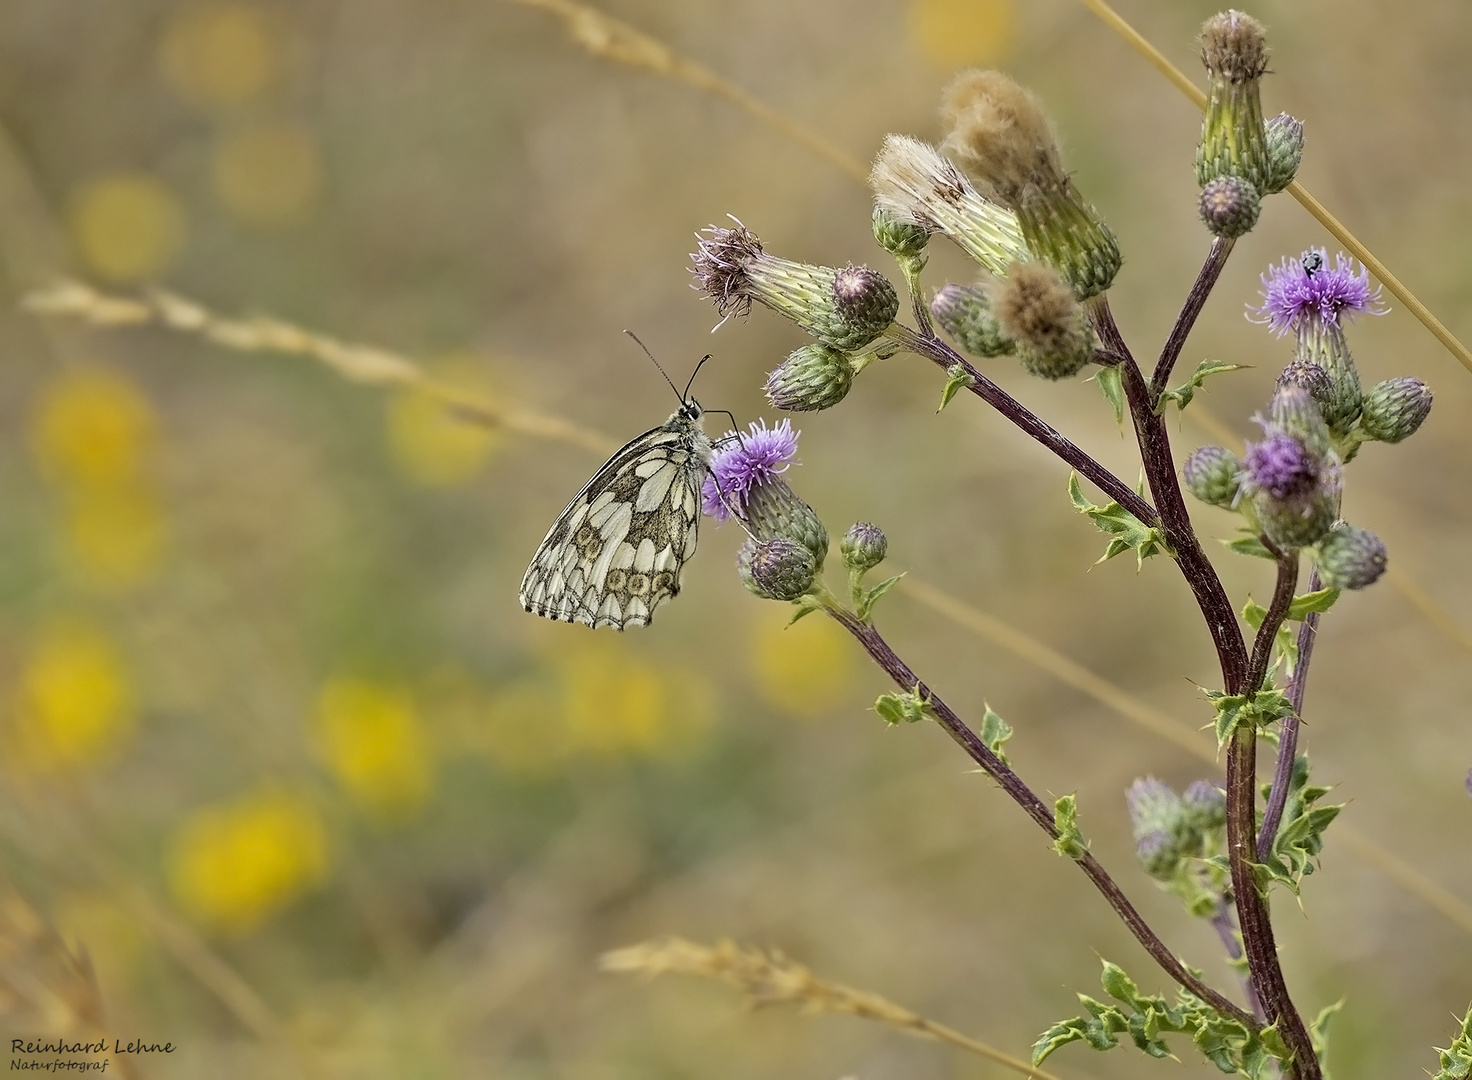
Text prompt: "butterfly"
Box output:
[[519, 356, 720, 630]]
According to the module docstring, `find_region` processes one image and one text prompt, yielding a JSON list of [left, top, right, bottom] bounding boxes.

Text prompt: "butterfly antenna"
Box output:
[[624, 330, 685, 403], [682, 355, 712, 401]]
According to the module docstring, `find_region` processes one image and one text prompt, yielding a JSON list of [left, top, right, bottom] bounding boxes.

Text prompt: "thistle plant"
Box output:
[[680, 11, 1463, 1079]]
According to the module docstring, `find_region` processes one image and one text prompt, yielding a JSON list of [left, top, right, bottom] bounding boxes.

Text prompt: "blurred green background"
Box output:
[[0, 0, 1469, 1077]]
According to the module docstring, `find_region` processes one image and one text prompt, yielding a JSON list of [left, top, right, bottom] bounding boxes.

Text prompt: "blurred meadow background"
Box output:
[[0, 0, 1469, 1077]]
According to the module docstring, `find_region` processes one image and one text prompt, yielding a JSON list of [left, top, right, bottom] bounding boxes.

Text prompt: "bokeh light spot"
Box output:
[[910, 0, 1015, 68], [749, 605, 854, 717], [213, 121, 322, 226], [32, 366, 157, 490], [62, 488, 167, 590], [167, 788, 329, 933], [8, 619, 135, 772], [69, 174, 185, 282], [160, 4, 278, 109], [316, 677, 433, 820], [387, 360, 502, 487]]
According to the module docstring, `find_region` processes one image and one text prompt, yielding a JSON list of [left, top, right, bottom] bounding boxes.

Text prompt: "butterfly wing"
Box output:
[[519, 410, 711, 629]]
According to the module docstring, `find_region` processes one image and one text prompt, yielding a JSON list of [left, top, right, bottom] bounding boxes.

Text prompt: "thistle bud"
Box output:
[[742, 536, 819, 602], [765, 344, 854, 412], [1296, 317, 1363, 436], [930, 282, 1013, 358], [1136, 829, 1180, 879], [692, 223, 899, 350], [1358, 377, 1433, 444], [1126, 777, 1183, 839], [1181, 780, 1227, 831], [1315, 524, 1388, 591], [1276, 358, 1333, 408], [870, 134, 1029, 278], [940, 70, 1120, 298], [872, 206, 931, 259], [1243, 430, 1340, 549], [993, 261, 1095, 380], [1198, 175, 1261, 239], [1263, 112, 1305, 194], [840, 521, 888, 574], [1195, 11, 1272, 193], [1183, 445, 1243, 508], [743, 475, 829, 568], [1269, 384, 1332, 457]]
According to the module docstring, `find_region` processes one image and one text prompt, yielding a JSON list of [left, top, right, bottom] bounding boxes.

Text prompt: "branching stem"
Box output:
[[1258, 568, 1322, 858], [1151, 236, 1236, 396]]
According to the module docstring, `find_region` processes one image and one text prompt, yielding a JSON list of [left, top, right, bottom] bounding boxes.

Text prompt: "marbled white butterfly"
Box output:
[[518, 352, 718, 629]]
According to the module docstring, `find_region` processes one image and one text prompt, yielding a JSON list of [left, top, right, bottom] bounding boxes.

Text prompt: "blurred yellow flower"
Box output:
[[167, 788, 328, 933], [61, 488, 167, 590], [750, 606, 855, 718], [8, 619, 134, 772], [562, 642, 669, 757], [32, 366, 156, 490], [159, 4, 278, 109], [69, 174, 185, 282], [213, 120, 322, 226], [316, 678, 433, 820], [910, 0, 1015, 67], [386, 359, 502, 487]]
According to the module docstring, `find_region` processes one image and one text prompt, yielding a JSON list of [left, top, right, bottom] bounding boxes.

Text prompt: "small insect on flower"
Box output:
[[519, 343, 724, 630]]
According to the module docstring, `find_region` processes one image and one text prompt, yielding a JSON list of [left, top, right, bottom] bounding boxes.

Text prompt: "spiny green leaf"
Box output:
[[937, 363, 975, 412], [1205, 687, 1294, 749], [857, 572, 905, 622], [786, 595, 824, 625], [1093, 364, 1127, 426], [874, 686, 930, 726], [1157, 357, 1246, 413], [978, 705, 1013, 766], [1051, 794, 1088, 859], [1286, 586, 1341, 620], [1067, 472, 1170, 568], [1311, 999, 1344, 1080], [1431, 1003, 1472, 1080], [1225, 534, 1277, 561], [1255, 754, 1344, 896]]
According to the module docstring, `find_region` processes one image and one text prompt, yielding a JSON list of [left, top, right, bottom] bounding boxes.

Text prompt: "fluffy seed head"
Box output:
[[993, 261, 1095, 379], [1200, 10, 1270, 83], [1358, 377, 1433, 444], [939, 69, 1065, 204], [1198, 175, 1261, 238], [1316, 524, 1388, 590]]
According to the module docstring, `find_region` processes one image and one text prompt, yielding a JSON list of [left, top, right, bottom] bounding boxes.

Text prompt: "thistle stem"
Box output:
[[884, 323, 1156, 525], [1257, 568, 1321, 858], [1246, 549, 1300, 693], [823, 603, 1257, 1030], [1151, 236, 1236, 397]]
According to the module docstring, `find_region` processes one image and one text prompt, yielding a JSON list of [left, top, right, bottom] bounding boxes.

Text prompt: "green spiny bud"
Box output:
[[994, 262, 1095, 380], [930, 282, 1014, 358], [1295, 317, 1363, 437], [1316, 524, 1387, 590], [939, 70, 1120, 297], [840, 521, 888, 574], [1181, 780, 1227, 831], [872, 206, 931, 259], [1270, 384, 1332, 457], [1358, 376, 1432, 444], [1195, 11, 1272, 193], [1252, 480, 1339, 550], [1263, 112, 1304, 194], [744, 536, 819, 601], [765, 344, 854, 412], [1198, 174, 1261, 239], [1183, 445, 1244, 508], [692, 223, 899, 351], [743, 475, 829, 568], [1276, 358, 1333, 408], [1135, 829, 1181, 879]]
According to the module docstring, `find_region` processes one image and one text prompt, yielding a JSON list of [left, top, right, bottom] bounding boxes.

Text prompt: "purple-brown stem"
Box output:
[[1151, 236, 1237, 397], [884, 323, 1156, 526], [1257, 568, 1322, 858], [1209, 897, 1265, 1022], [823, 603, 1258, 1030]]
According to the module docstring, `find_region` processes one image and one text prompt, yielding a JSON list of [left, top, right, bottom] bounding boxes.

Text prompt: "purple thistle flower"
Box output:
[[1248, 249, 1386, 336], [1243, 429, 1318, 500], [702, 418, 799, 520]]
